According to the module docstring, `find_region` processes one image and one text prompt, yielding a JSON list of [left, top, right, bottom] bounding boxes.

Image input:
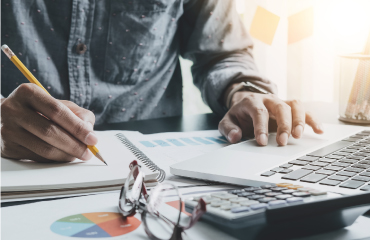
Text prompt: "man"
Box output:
[[1, 0, 322, 163]]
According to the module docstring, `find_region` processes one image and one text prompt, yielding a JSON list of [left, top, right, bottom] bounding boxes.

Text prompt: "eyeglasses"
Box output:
[[118, 160, 206, 240]]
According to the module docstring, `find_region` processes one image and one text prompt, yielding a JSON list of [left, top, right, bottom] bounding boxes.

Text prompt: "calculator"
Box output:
[[185, 183, 370, 240]]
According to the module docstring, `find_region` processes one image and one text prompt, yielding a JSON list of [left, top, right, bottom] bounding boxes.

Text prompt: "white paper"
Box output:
[[1, 186, 237, 240], [1, 131, 157, 193], [124, 130, 230, 179]]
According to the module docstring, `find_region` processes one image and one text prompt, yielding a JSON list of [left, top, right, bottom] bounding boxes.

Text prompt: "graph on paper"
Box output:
[[139, 136, 228, 148]]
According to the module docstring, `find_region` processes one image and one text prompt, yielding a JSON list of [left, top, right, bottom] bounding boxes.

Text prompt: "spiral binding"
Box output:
[[115, 133, 165, 182]]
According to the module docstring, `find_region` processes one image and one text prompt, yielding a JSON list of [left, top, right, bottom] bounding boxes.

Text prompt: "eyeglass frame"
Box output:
[[118, 160, 206, 240]]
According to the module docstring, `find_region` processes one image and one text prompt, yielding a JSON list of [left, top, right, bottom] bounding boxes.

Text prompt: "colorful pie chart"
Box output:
[[50, 212, 141, 238]]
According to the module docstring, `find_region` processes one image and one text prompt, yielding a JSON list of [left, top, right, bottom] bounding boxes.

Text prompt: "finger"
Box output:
[[306, 112, 324, 134], [265, 97, 292, 146], [60, 100, 95, 129], [12, 128, 80, 162], [14, 84, 98, 145], [17, 108, 93, 160], [242, 102, 269, 146], [286, 100, 305, 139], [218, 114, 242, 144]]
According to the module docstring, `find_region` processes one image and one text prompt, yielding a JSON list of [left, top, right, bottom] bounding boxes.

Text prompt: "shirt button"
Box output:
[[76, 43, 87, 54]]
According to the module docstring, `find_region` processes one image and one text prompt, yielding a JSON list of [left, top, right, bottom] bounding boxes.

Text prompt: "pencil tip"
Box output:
[[95, 152, 107, 165]]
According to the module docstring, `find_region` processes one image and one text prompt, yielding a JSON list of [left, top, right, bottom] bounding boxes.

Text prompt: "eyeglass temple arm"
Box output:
[[182, 198, 206, 230]]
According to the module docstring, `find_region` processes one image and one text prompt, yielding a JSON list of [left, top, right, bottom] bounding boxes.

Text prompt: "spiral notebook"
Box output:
[[1, 131, 162, 201]]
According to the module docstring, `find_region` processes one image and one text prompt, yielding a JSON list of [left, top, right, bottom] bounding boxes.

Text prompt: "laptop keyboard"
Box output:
[[261, 130, 370, 191]]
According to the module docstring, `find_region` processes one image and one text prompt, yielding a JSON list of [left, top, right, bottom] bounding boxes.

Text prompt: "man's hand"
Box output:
[[1, 83, 98, 162], [219, 85, 323, 146]]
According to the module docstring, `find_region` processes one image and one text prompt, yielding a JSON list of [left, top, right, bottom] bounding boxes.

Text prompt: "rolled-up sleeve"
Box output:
[[179, 0, 277, 116]]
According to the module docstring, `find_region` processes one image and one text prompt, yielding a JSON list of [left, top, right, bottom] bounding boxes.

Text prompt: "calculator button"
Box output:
[[280, 164, 293, 168], [281, 189, 296, 194], [240, 200, 259, 206], [268, 200, 287, 207], [260, 184, 276, 189], [243, 187, 261, 192], [265, 192, 281, 197], [297, 156, 319, 162], [237, 192, 254, 197], [228, 189, 244, 195], [258, 197, 277, 203], [316, 169, 335, 175], [328, 175, 349, 181], [248, 195, 264, 200], [261, 171, 275, 177], [221, 203, 239, 210], [276, 183, 293, 187], [271, 187, 288, 192], [360, 185, 370, 191], [279, 168, 293, 174], [201, 197, 217, 204], [211, 200, 230, 207], [292, 192, 311, 197], [352, 176, 370, 182], [254, 189, 271, 194], [309, 190, 327, 196], [286, 185, 304, 190], [319, 179, 341, 186], [230, 197, 249, 203], [300, 173, 327, 183], [297, 187, 313, 192], [339, 180, 365, 189], [250, 203, 268, 210], [275, 194, 292, 200], [336, 171, 357, 177], [286, 197, 304, 203], [231, 206, 251, 213], [282, 169, 313, 180], [211, 193, 237, 200]]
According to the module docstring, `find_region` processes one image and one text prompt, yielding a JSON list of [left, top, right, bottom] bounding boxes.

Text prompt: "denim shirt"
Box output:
[[1, 0, 276, 124]]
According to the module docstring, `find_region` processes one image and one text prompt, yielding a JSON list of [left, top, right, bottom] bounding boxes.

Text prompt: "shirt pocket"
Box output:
[[103, 0, 174, 85]]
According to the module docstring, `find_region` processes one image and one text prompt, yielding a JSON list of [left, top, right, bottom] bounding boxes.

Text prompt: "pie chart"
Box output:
[[50, 212, 141, 238]]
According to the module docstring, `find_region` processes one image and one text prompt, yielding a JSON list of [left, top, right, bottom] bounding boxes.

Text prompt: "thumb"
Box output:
[[218, 114, 242, 144]]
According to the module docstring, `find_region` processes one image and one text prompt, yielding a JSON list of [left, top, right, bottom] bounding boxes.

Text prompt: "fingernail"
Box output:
[[279, 132, 289, 145], [227, 129, 238, 142], [258, 133, 268, 146], [81, 148, 93, 161], [85, 132, 98, 145], [86, 122, 94, 131], [294, 125, 303, 137]]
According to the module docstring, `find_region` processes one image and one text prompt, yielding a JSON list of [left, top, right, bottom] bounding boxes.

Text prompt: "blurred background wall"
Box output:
[[181, 0, 370, 115]]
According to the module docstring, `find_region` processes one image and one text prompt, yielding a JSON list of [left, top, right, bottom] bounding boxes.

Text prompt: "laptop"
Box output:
[[170, 124, 370, 195]]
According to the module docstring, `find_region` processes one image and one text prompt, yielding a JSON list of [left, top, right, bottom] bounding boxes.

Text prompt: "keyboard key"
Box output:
[[239, 200, 259, 206], [297, 156, 319, 162], [342, 138, 358, 142], [328, 175, 349, 181], [352, 164, 370, 169], [359, 160, 370, 165], [310, 162, 329, 167], [261, 171, 275, 177], [268, 200, 287, 207], [243, 187, 261, 192], [300, 173, 327, 183], [250, 203, 268, 210], [316, 169, 335, 175], [352, 176, 370, 182], [282, 169, 313, 180], [307, 141, 352, 157], [340, 180, 365, 189], [248, 195, 264, 200], [302, 165, 321, 171], [286, 197, 304, 203], [231, 206, 251, 213], [265, 192, 281, 197], [346, 156, 364, 160], [280, 164, 293, 168], [279, 168, 293, 174], [254, 189, 272, 194], [292, 192, 311, 197], [360, 185, 370, 191], [333, 152, 351, 156], [341, 149, 357, 153], [359, 172, 370, 177], [282, 189, 297, 194], [271, 187, 288, 192], [271, 167, 284, 173], [324, 166, 343, 171], [319, 179, 341, 186], [332, 162, 351, 167], [339, 159, 358, 164], [337, 171, 357, 177], [276, 194, 292, 200], [260, 184, 276, 189], [319, 158, 337, 163], [344, 167, 364, 173], [289, 160, 309, 166], [258, 197, 277, 203]]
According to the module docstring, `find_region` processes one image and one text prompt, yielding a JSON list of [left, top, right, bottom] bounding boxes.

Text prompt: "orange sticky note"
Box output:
[[288, 7, 314, 44], [250, 6, 280, 45]]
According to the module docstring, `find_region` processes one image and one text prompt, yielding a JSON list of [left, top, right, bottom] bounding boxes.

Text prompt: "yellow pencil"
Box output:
[[1, 44, 107, 165]]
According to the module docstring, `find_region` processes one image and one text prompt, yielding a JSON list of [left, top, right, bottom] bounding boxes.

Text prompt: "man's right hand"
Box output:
[[1, 83, 98, 163]]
